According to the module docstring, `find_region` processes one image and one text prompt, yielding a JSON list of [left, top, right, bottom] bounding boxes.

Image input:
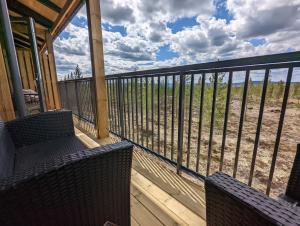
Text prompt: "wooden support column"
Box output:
[[86, 0, 109, 139], [0, 43, 15, 120], [46, 32, 61, 109]]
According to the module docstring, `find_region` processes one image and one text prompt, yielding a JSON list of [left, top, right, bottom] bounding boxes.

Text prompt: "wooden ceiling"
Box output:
[[7, 0, 84, 51]]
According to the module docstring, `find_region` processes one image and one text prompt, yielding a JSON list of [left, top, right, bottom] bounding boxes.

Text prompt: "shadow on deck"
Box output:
[[75, 127, 206, 226]]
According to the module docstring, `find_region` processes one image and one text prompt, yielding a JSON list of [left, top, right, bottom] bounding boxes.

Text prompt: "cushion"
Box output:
[[14, 136, 87, 173], [0, 121, 15, 178]]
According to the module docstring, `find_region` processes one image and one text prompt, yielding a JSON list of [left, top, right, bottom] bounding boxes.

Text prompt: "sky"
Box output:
[[53, 0, 300, 80]]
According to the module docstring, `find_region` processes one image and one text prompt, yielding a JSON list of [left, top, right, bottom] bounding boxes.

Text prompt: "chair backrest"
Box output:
[[0, 121, 15, 178], [286, 144, 300, 202]]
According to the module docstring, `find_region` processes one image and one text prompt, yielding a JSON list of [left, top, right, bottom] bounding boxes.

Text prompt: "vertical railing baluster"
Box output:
[[114, 79, 119, 133], [248, 69, 269, 186], [233, 70, 250, 178], [117, 78, 124, 138], [196, 73, 205, 173], [75, 80, 82, 119], [164, 75, 168, 157], [107, 80, 114, 131], [112, 79, 117, 133], [127, 78, 131, 140], [146, 77, 149, 148], [90, 79, 97, 127], [220, 71, 233, 171], [207, 72, 218, 176], [140, 77, 144, 146], [107, 80, 112, 131], [151, 77, 154, 151], [171, 75, 175, 161], [131, 78, 135, 142], [177, 72, 185, 175], [186, 74, 194, 168], [135, 78, 139, 143], [157, 76, 161, 154], [266, 67, 293, 195], [122, 79, 127, 138]]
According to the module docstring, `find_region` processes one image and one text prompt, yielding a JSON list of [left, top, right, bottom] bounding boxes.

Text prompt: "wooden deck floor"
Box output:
[[75, 128, 206, 226]]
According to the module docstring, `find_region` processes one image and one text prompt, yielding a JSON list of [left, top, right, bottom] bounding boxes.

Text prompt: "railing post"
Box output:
[[117, 78, 125, 139], [75, 80, 82, 118], [177, 72, 185, 175]]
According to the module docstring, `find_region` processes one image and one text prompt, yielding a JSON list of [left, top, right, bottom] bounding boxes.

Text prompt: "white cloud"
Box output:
[[53, 0, 300, 78]]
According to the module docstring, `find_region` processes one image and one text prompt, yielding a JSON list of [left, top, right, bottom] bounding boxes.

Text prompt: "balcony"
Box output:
[[0, 0, 299, 225]]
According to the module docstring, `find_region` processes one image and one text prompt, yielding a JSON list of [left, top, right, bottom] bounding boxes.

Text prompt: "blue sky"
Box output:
[[53, 0, 300, 79]]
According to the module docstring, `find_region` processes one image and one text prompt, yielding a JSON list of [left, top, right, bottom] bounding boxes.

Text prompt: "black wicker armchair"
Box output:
[[0, 111, 133, 226], [205, 145, 300, 226]]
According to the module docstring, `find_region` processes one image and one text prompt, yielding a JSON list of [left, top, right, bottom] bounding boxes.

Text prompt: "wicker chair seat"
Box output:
[[15, 136, 87, 173]]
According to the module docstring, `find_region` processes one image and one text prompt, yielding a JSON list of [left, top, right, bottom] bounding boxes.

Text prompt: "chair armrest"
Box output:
[[5, 111, 75, 148], [205, 172, 300, 226], [0, 141, 133, 226]]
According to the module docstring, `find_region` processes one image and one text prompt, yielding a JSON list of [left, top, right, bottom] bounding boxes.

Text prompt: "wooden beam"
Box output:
[[24, 50, 36, 90], [14, 39, 30, 49], [8, 0, 54, 28], [40, 0, 83, 53], [51, 0, 66, 8], [46, 32, 61, 109], [0, 43, 15, 120], [13, 31, 43, 46], [86, 0, 109, 138], [12, 23, 46, 41], [38, 0, 62, 13]]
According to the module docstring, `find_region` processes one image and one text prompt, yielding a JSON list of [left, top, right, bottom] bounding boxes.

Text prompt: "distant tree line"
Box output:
[[63, 64, 83, 80]]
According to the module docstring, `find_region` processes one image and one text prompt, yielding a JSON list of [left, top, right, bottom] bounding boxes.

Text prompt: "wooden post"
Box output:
[[0, 43, 15, 120], [46, 32, 61, 109], [24, 50, 36, 91], [86, 0, 109, 139]]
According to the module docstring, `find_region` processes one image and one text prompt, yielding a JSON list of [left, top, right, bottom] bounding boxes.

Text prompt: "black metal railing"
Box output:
[[59, 51, 300, 196], [58, 78, 97, 129], [105, 51, 300, 196]]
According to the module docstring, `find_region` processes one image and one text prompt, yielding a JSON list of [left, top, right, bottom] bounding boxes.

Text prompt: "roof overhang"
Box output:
[[6, 0, 84, 52]]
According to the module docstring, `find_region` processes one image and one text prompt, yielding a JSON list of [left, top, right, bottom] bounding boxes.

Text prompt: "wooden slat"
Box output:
[[24, 50, 36, 90], [40, 53, 50, 109], [17, 0, 59, 22], [0, 44, 15, 120], [50, 0, 66, 8], [17, 50, 29, 89], [46, 33, 61, 109], [131, 195, 164, 226], [86, 0, 109, 139], [41, 53, 54, 109]]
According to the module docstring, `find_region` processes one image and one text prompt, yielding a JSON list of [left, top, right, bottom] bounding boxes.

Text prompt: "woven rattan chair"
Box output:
[[0, 111, 133, 226], [205, 145, 300, 226]]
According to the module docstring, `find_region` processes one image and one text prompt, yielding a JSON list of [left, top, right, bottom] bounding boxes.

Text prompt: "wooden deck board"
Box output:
[[75, 127, 206, 226]]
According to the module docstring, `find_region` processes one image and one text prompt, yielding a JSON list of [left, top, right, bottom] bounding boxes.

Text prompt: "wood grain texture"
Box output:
[[0, 44, 15, 120], [17, 50, 29, 89], [86, 0, 109, 139], [42, 53, 54, 109], [23, 50, 36, 90], [46, 33, 61, 109]]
